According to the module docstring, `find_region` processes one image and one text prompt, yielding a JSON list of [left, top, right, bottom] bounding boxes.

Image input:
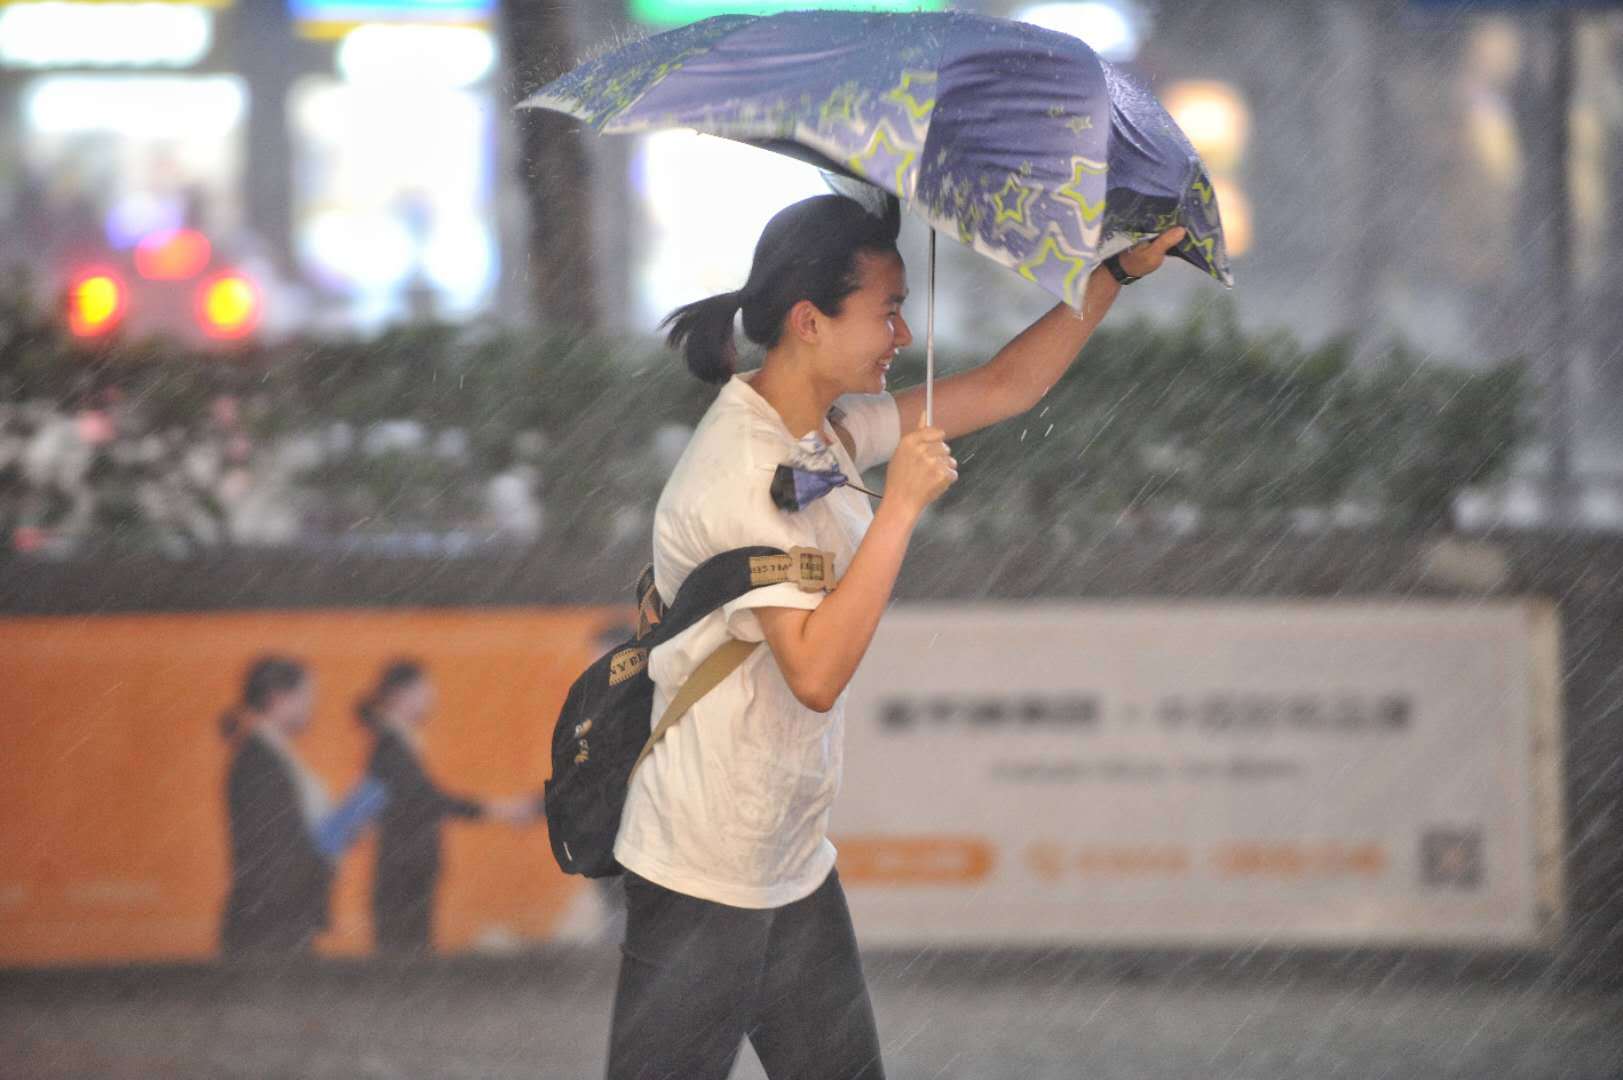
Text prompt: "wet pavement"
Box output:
[[3, 949, 1621, 1079]]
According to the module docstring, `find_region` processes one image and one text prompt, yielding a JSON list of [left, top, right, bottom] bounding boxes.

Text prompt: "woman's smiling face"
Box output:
[[816, 250, 912, 396]]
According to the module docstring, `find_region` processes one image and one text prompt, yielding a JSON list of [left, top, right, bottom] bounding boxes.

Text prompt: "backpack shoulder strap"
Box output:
[[631, 638, 759, 777], [652, 545, 837, 644], [628, 544, 839, 780], [826, 406, 857, 461]]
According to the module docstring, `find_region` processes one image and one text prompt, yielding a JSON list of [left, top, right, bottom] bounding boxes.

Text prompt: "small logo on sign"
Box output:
[[1420, 828, 1483, 890]]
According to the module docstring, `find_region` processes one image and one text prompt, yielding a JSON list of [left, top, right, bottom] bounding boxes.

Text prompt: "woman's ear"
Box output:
[[786, 298, 822, 344]]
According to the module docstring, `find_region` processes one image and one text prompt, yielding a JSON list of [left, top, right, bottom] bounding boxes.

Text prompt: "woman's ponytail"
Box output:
[[219, 706, 247, 741], [660, 290, 743, 385]]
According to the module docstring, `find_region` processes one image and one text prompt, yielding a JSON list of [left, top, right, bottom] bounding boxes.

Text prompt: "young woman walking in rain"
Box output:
[[609, 191, 1183, 1078]]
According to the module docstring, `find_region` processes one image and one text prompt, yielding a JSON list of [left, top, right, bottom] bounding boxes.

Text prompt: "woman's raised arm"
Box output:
[[894, 227, 1186, 441]]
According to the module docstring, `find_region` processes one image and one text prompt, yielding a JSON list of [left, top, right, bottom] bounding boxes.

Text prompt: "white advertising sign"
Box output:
[[833, 601, 1564, 948]]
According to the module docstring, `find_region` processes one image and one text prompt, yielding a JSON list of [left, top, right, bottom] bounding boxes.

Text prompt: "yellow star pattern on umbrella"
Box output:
[[884, 71, 937, 126], [1017, 224, 1093, 307], [990, 173, 1039, 227], [846, 120, 920, 195], [818, 82, 866, 132], [1055, 154, 1109, 240]]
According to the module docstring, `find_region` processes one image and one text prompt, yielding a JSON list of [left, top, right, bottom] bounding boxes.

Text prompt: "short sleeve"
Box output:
[[832, 393, 901, 472], [722, 582, 822, 643], [685, 471, 829, 643]]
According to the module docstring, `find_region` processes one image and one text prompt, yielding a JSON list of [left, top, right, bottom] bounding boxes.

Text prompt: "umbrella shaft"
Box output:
[[926, 230, 936, 426]]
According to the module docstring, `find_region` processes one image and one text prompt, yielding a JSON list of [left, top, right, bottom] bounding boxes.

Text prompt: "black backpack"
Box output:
[[542, 545, 837, 877]]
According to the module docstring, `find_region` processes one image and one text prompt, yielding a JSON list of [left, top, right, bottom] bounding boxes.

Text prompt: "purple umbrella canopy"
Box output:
[[522, 9, 1232, 313]]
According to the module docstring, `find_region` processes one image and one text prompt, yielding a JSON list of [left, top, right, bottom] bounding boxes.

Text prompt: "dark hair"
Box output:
[[356, 659, 426, 732], [660, 193, 903, 384], [220, 655, 307, 740]]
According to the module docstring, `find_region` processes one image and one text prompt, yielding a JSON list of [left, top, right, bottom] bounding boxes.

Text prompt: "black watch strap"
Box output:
[[1103, 254, 1140, 286]]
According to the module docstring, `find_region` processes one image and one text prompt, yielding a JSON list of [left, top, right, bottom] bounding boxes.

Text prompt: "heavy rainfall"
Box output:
[[1, 0, 1622, 1077]]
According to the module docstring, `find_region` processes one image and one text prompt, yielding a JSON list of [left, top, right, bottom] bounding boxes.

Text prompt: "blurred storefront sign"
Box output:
[[290, 0, 492, 40], [0, 0, 500, 338], [632, 0, 943, 28], [290, 71, 497, 327], [285, 11, 499, 329], [0, 0, 217, 70], [835, 601, 1565, 948]]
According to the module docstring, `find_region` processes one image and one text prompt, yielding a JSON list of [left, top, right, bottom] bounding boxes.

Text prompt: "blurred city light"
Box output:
[[1210, 177, 1251, 257], [0, 1, 212, 69], [196, 272, 261, 340], [633, 131, 827, 328], [1161, 80, 1250, 174], [66, 269, 127, 338], [106, 195, 187, 252], [336, 24, 494, 88], [418, 213, 496, 303], [1467, 18, 1520, 85], [134, 228, 213, 281], [1014, 1, 1144, 62], [290, 77, 494, 322], [23, 74, 245, 137], [1466, 93, 1520, 185], [1463, 20, 1522, 187], [297, 209, 417, 291]]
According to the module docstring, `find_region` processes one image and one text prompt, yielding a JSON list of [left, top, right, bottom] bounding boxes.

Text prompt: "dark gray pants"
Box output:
[[606, 867, 884, 1080]]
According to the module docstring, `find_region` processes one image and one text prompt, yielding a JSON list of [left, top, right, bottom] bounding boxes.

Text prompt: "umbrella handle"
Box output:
[[925, 229, 936, 427]]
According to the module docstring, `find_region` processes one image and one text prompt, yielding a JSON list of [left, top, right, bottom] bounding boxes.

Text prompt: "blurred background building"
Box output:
[[0, 0, 1619, 554]]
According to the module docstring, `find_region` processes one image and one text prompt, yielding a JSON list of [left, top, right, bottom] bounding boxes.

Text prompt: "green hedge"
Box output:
[[0, 278, 1530, 551]]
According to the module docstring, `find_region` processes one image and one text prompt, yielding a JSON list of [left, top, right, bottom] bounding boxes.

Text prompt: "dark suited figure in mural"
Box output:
[[219, 656, 333, 959], [360, 660, 530, 956]]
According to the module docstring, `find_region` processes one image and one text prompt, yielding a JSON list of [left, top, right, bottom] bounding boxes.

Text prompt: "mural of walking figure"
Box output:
[[359, 659, 530, 956]]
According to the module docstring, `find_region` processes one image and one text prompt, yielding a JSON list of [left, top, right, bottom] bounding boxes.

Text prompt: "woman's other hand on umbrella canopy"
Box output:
[[1116, 227, 1188, 280]]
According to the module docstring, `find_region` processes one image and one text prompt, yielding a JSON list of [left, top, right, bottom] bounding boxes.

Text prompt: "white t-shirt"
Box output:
[[614, 373, 902, 909]]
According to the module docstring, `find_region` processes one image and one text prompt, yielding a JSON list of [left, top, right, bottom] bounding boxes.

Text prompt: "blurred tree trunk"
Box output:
[[1598, 29, 1623, 410], [236, 0, 301, 277], [1511, 12, 1577, 522], [501, 0, 600, 334], [1337, 0, 1400, 348]]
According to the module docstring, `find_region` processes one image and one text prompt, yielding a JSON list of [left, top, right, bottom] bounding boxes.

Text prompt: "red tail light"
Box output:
[[195, 272, 260, 340], [66, 269, 127, 338], [135, 229, 212, 281]]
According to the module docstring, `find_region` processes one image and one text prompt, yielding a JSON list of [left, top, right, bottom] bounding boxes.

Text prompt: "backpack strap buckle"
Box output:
[[634, 563, 665, 640], [747, 547, 837, 593]]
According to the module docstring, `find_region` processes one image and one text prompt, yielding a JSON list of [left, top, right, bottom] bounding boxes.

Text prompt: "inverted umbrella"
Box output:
[[523, 9, 1232, 417]]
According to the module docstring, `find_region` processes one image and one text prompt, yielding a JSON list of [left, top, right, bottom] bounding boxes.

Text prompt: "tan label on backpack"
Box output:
[[608, 647, 647, 687], [749, 547, 836, 592]]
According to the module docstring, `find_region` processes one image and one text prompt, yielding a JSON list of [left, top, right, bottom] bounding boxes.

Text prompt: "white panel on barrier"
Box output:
[[832, 600, 1564, 948]]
